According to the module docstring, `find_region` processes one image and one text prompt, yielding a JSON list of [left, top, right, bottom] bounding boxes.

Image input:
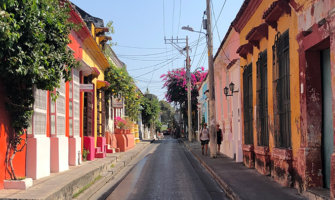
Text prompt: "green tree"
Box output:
[[104, 62, 142, 121], [159, 100, 175, 128], [0, 0, 77, 180], [141, 91, 160, 128]]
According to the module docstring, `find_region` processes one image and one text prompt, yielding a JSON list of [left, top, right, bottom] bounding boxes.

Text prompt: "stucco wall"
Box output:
[[239, 0, 301, 157], [0, 84, 26, 189]]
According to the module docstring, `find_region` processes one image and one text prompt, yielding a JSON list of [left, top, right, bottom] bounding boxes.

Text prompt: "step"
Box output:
[[95, 152, 105, 158]]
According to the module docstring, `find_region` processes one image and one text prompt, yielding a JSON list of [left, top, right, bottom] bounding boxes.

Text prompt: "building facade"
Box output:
[[232, 0, 335, 197], [214, 26, 242, 162], [294, 0, 335, 196], [197, 76, 209, 137]]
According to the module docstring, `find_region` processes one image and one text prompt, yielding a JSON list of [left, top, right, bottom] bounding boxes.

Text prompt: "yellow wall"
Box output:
[[239, 0, 301, 157], [82, 25, 109, 146]]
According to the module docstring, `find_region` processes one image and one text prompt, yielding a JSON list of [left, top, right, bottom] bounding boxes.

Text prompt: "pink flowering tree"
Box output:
[[161, 67, 207, 133]]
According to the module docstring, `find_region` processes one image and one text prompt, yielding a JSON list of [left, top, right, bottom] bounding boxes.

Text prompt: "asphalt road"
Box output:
[[105, 138, 227, 200]]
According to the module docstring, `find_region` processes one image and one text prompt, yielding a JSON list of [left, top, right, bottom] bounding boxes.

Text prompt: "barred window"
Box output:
[[243, 64, 253, 145], [257, 50, 269, 146], [273, 30, 291, 148], [33, 88, 47, 136], [56, 81, 66, 136]]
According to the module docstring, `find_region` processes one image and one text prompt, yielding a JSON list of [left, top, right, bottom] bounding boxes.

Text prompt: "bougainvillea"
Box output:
[[160, 67, 207, 131], [161, 67, 207, 104]]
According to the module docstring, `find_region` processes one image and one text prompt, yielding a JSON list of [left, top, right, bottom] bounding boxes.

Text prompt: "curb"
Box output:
[[45, 142, 150, 200], [182, 140, 240, 200], [75, 142, 150, 200]]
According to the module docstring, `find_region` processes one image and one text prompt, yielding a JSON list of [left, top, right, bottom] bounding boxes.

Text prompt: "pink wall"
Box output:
[[214, 28, 240, 126], [214, 28, 242, 161]]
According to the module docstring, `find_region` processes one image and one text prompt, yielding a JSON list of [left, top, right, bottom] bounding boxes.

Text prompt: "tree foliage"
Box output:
[[159, 100, 175, 128], [161, 67, 207, 114], [0, 0, 77, 180], [104, 62, 142, 121], [161, 67, 207, 133], [141, 92, 160, 128]]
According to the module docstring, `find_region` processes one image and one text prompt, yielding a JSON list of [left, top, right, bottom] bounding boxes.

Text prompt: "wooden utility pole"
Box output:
[[165, 37, 192, 141], [206, 0, 217, 157], [186, 36, 193, 141]]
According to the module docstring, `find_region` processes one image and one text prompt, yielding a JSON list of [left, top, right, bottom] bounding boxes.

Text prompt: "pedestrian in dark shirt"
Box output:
[[216, 124, 223, 154]]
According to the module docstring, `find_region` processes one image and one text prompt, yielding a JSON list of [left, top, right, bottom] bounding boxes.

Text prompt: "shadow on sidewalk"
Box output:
[[183, 140, 306, 200]]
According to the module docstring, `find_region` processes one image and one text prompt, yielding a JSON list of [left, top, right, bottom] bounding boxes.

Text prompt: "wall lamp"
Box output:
[[224, 82, 239, 97], [204, 89, 209, 100]]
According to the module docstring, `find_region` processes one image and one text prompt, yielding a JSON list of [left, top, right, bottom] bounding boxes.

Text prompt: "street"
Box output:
[[104, 137, 227, 200]]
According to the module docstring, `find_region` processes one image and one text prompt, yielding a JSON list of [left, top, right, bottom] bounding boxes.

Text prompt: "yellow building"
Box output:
[[232, 0, 300, 187], [73, 5, 110, 160]]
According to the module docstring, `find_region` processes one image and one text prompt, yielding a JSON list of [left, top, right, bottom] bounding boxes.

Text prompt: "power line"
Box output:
[[196, 46, 207, 69], [127, 55, 181, 71], [191, 13, 205, 67], [134, 78, 162, 83], [211, 0, 221, 41], [163, 0, 166, 37], [118, 56, 182, 62], [177, 0, 182, 36], [172, 0, 175, 36], [116, 49, 176, 57], [115, 44, 166, 50], [134, 56, 182, 78]]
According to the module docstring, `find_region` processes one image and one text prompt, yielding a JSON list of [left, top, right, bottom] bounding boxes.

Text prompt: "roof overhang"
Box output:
[[245, 23, 268, 49], [263, 0, 291, 30], [236, 43, 253, 59]]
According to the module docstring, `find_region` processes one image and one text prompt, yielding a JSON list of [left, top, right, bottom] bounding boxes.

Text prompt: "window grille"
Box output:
[[243, 64, 253, 145], [73, 69, 80, 136], [273, 30, 291, 148], [256, 50, 269, 146], [33, 89, 47, 135], [57, 81, 66, 136]]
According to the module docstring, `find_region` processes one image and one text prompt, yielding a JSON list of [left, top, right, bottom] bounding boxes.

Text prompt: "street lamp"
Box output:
[[182, 25, 207, 35], [224, 82, 239, 97]]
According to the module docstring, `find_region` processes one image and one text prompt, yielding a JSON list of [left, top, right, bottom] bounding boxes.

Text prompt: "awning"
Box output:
[[96, 80, 110, 89], [91, 67, 100, 77], [78, 60, 93, 76]]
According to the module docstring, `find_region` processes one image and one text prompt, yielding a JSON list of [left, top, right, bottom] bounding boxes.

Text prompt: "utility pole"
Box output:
[[206, 0, 217, 157], [186, 36, 193, 142], [165, 37, 192, 141]]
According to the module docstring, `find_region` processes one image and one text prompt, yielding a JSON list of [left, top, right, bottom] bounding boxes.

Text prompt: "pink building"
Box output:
[[214, 26, 242, 162]]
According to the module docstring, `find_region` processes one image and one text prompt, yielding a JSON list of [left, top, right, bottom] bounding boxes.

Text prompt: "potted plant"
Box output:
[[115, 117, 126, 134], [124, 117, 133, 134]]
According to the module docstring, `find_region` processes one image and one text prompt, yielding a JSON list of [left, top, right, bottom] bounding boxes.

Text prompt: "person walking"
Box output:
[[216, 124, 223, 154], [200, 123, 209, 155]]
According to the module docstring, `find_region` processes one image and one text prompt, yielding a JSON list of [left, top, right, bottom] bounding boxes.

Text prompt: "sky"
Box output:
[[70, 0, 244, 100]]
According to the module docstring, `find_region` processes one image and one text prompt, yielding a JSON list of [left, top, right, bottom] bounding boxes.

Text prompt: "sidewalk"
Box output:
[[0, 141, 151, 200], [183, 140, 307, 200]]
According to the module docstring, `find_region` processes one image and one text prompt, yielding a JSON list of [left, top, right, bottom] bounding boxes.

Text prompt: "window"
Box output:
[[69, 80, 73, 137], [57, 81, 66, 136], [31, 88, 47, 136], [97, 89, 106, 136], [50, 91, 56, 136], [243, 64, 253, 145], [257, 50, 269, 146], [73, 69, 80, 137], [273, 30, 291, 148]]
